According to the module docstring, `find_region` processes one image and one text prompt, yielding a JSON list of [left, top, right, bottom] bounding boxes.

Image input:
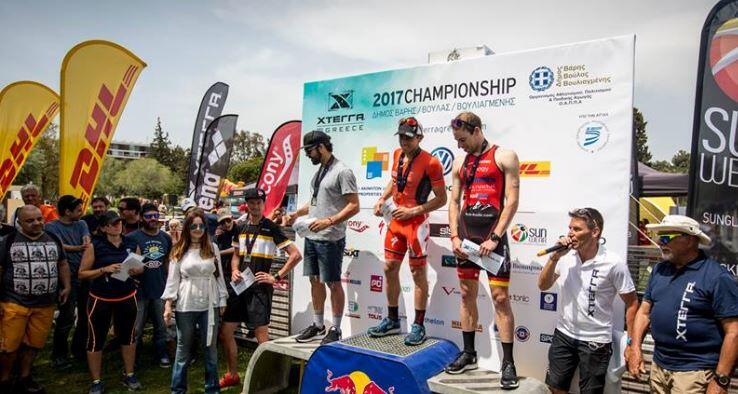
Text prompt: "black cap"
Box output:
[[394, 117, 422, 138], [243, 188, 266, 201], [99, 210, 124, 227], [302, 130, 331, 149]]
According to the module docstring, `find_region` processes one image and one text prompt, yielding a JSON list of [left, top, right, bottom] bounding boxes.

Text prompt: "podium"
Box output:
[[300, 333, 458, 394]]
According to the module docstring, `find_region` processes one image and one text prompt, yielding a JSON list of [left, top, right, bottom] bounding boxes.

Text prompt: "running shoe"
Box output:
[[367, 317, 401, 337], [88, 381, 104, 394], [121, 374, 142, 391], [219, 372, 241, 388], [445, 351, 478, 374], [320, 326, 341, 345], [500, 360, 519, 389], [159, 357, 171, 368], [404, 324, 426, 346], [295, 323, 326, 343], [18, 375, 45, 393]]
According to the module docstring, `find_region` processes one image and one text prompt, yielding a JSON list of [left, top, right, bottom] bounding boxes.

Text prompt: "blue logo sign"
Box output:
[[577, 121, 609, 153], [529, 66, 554, 91], [515, 326, 530, 342], [431, 147, 455, 176], [540, 292, 558, 311]]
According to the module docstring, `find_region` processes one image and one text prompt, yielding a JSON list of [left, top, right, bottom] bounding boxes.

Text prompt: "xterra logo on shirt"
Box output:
[[676, 281, 696, 341]]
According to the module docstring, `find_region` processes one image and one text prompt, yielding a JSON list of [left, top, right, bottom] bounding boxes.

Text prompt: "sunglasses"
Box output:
[[189, 223, 206, 231], [399, 117, 418, 127], [143, 213, 160, 220], [655, 233, 687, 245], [450, 118, 478, 131], [304, 145, 319, 155]]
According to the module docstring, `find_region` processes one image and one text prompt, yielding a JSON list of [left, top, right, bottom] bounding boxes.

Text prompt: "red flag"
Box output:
[[257, 121, 301, 216]]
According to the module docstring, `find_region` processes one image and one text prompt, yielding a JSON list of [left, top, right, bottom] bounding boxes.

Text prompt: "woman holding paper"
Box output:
[[162, 209, 228, 394], [78, 210, 145, 394]]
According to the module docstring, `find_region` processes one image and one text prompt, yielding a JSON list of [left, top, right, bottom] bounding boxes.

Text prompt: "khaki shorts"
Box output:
[[0, 302, 55, 352], [650, 362, 714, 394]]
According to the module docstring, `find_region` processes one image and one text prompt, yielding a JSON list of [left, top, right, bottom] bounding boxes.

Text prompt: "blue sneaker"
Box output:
[[404, 324, 426, 346], [88, 380, 104, 394], [367, 317, 401, 337], [121, 374, 142, 391]]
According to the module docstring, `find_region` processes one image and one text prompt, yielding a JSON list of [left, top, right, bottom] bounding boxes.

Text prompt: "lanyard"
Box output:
[[243, 218, 261, 256], [462, 139, 489, 193], [396, 148, 421, 193], [312, 156, 335, 203]]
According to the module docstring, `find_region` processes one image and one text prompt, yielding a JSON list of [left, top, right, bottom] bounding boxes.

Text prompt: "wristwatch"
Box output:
[[273, 272, 282, 282], [490, 233, 502, 242], [715, 373, 731, 389]]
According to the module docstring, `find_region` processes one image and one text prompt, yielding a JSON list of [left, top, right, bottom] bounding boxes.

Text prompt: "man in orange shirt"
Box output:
[[368, 117, 447, 346], [13, 185, 58, 224]]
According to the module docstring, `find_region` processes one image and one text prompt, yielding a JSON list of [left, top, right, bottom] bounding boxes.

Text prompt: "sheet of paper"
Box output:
[[292, 217, 317, 238], [110, 252, 144, 282], [460, 239, 505, 275], [381, 199, 396, 224], [230, 267, 256, 295]]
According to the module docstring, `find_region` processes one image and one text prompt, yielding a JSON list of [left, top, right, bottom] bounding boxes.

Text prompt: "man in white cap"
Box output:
[[628, 215, 738, 394]]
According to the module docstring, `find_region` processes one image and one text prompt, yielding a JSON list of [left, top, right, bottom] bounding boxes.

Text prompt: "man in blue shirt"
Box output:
[[628, 215, 738, 394], [45, 195, 90, 368], [130, 203, 172, 368]]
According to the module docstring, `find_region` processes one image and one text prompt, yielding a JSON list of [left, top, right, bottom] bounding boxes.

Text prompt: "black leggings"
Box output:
[[86, 293, 138, 352]]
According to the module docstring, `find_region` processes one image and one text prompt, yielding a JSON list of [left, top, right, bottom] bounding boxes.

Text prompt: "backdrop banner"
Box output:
[[295, 36, 634, 380], [257, 120, 301, 217], [187, 82, 229, 199], [194, 114, 237, 210], [0, 81, 59, 196], [59, 40, 145, 206]]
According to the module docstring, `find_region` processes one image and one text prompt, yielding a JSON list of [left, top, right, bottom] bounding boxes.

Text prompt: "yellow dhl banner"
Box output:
[[519, 161, 551, 177], [0, 81, 60, 196], [59, 40, 146, 206]]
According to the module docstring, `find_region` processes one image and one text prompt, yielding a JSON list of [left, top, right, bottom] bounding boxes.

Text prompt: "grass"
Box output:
[[31, 328, 257, 394]]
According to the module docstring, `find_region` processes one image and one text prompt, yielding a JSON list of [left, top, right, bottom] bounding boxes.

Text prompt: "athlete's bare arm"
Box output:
[[493, 148, 520, 239], [448, 157, 467, 259]]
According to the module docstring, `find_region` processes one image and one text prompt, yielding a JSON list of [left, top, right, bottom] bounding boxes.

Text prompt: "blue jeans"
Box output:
[[303, 237, 345, 283], [171, 311, 219, 394], [134, 297, 169, 361]]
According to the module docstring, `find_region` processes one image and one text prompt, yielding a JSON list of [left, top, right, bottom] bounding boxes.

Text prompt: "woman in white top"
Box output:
[[162, 209, 227, 394]]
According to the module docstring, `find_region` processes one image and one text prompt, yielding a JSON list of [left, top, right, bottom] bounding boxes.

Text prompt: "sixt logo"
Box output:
[[348, 220, 370, 233], [361, 146, 389, 179], [510, 224, 548, 245], [441, 255, 457, 268], [325, 370, 394, 394], [451, 320, 483, 332], [540, 292, 558, 311], [429, 223, 451, 238], [370, 275, 383, 292], [431, 147, 455, 176], [519, 161, 551, 177], [328, 91, 353, 111], [344, 248, 360, 258], [540, 333, 554, 344], [529, 66, 554, 91], [515, 326, 530, 342]]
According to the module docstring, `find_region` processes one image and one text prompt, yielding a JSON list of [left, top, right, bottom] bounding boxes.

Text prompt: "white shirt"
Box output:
[[554, 245, 635, 343], [162, 244, 228, 344]]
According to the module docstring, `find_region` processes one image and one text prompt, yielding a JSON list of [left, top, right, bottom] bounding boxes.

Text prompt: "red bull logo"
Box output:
[[325, 369, 394, 394]]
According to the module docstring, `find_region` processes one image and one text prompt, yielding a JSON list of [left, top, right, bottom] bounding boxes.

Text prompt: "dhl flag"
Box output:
[[59, 40, 146, 206], [519, 161, 551, 177], [0, 82, 60, 197]]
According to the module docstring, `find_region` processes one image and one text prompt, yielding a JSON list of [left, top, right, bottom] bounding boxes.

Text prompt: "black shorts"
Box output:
[[222, 285, 273, 329], [86, 292, 138, 352], [545, 329, 612, 394]]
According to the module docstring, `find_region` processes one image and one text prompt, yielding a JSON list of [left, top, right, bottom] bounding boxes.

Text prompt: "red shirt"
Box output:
[[391, 149, 445, 208], [459, 145, 504, 211]]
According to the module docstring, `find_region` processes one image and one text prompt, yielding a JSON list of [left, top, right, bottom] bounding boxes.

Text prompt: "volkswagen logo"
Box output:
[[431, 147, 455, 176]]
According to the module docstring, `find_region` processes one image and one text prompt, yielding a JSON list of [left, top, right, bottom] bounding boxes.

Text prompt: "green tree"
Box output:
[[94, 157, 127, 197], [651, 150, 691, 174], [170, 145, 190, 189], [148, 117, 174, 168], [231, 130, 266, 162], [15, 123, 59, 199], [634, 107, 652, 165], [113, 158, 182, 199], [227, 156, 263, 184]]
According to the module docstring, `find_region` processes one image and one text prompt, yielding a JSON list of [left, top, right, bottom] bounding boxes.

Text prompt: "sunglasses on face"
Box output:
[[304, 145, 318, 155], [450, 118, 478, 130], [656, 233, 687, 245], [189, 223, 206, 231], [143, 213, 160, 220]]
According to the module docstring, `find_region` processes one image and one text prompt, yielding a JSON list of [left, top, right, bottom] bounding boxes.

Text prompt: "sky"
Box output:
[[0, 0, 719, 160]]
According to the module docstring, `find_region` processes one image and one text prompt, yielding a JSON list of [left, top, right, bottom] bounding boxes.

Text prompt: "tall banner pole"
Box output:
[[687, 0, 738, 277], [0, 81, 60, 197], [187, 83, 229, 199], [257, 120, 301, 217], [194, 114, 237, 210], [59, 40, 146, 207]]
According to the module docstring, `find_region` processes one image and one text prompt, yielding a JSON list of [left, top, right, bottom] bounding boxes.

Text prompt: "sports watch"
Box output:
[[715, 373, 731, 389], [490, 233, 502, 242]]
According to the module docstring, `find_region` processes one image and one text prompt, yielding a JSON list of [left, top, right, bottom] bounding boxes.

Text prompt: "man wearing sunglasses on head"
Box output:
[[367, 117, 447, 346], [538, 208, 638, 394], [445, 112, 520, 388], [118, 197, 142, 235], [285, 130, 359, 344], [130, 203, 173, 368], [627, 215, 738, 394]]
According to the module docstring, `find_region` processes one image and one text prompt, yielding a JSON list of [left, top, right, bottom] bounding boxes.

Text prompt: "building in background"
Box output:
[[108, 141, 149, 159]]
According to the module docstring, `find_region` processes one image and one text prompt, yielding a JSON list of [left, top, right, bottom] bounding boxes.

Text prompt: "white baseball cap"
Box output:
[[646, 215, 711, 246]]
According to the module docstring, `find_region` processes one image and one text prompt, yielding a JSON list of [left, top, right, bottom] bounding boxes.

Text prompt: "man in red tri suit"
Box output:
[[368, 117, 447, 346], [445, 112, 521, 390]]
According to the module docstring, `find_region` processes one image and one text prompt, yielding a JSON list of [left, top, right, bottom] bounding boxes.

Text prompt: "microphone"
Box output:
[[536, 243, 569, 257]]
